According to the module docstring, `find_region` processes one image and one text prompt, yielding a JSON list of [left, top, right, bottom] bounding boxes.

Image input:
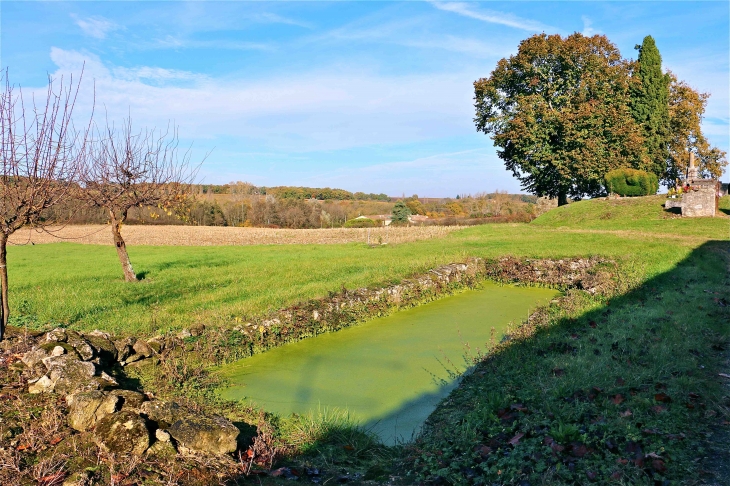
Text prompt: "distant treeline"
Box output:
[[197, 181, 390, 201], [45, 185, 538, 229]]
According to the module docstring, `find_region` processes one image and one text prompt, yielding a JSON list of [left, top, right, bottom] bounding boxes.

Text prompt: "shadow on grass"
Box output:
[[403, 240, 730, 485], [224, 241, 729, 485]]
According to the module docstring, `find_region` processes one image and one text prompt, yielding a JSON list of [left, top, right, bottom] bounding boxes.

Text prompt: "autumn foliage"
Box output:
[[475, 33, 726, 203]]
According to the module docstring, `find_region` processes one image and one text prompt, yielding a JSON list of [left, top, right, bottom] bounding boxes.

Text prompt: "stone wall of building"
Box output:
[[536, 197, 558, 215], [682, 188, 716, 217]]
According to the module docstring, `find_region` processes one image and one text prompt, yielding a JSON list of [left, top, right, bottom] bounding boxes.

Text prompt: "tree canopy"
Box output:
[[474, 33, 646, 205], [475, 32, 725, 202], [629, 36, 671, 180], [667, 73, 727, 181]]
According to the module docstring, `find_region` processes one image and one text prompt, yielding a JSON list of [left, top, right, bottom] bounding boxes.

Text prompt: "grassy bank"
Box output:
[[405, 240, 729, 484]]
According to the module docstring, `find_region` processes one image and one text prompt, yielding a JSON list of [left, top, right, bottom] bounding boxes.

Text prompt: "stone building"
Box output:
[[665, 152, 721, 217]]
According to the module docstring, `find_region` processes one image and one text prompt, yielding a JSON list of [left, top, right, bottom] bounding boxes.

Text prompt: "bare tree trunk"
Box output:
[[0, 234, 8, 339], [109, 210, 137, 282], [558, 189, 569, 207]]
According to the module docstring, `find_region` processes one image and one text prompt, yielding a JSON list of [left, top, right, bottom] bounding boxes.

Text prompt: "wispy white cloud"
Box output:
[[430, 2, 554, 32], [112, 66, 209, 84], [253, 12, 313, 29], [319, 16, 509, 58], [581, 16, 599, 36], [149, 35, 274, 51], [46, 48, 478, 153], [72, 15, 120, 39]]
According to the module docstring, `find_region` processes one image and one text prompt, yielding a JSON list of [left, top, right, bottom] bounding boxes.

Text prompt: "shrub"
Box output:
[[604, 168, 658, 197], [343, 218, 379, 228]]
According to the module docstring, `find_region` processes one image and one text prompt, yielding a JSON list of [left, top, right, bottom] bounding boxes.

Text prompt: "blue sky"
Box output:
[[2, 1, 728, 196]]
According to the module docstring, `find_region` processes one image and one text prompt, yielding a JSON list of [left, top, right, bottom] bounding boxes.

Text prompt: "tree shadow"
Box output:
[[223, 240, 730, 484]]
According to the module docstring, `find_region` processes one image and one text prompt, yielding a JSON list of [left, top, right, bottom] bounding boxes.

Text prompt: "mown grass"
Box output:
[[9, 197, 728, 336], [532, 195, 729, 238]]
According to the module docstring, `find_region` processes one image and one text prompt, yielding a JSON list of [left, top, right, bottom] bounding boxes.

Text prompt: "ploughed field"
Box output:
[[9, 224, 462, 246]]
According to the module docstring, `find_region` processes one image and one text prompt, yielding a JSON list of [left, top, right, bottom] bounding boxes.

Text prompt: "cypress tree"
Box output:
[[630, 36, 671, 181]]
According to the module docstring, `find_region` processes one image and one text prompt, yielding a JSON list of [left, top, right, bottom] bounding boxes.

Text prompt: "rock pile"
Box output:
[[484, 256, 610, 294], [19, 327, 239, 457]]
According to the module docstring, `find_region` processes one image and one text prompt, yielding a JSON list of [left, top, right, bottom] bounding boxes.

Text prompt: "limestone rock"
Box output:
[[45, 328, 68, 343], [28, 375, 54, 394], [67, 335, 95, 361], [22, 342, 77, 369], [85, 334, 118, 365], [51, 346, 65, 357], [93, 411, 150, 456], [176, 329, 192, 339], [133, 340, 154, 358], [43, 356, 98, 394], [98, 371, 118, 387], [146, 438, 177, 458], [87, 330, 111, 340], [140, 400, 183, 428], [113, 337, 135, 362], [168, 415, 239, 455], [123, 352, 144, 365], [146, 337, 165, 354], [189, 323, 205, 336], [108, 389, 146, 410], [22, 347, 50, 368], [155, 428, 171, 442], [66, 391, 119, 431]]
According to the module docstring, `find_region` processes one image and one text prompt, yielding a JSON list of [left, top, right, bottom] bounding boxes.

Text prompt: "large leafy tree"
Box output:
[[666, 72, 727, 181], [629, 36, 671, 180], [474, 33, 646, 205]]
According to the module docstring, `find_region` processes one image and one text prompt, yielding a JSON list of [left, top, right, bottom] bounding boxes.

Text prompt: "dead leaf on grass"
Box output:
[[508, 433, 524, 446]]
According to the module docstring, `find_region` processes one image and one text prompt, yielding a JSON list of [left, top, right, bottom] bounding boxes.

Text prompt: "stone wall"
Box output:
[[682, 188, 717, 217], [536, 197, 558, 215]]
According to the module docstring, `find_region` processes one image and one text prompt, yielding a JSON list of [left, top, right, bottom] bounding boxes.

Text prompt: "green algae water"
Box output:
[[219, 283, 559, 444]]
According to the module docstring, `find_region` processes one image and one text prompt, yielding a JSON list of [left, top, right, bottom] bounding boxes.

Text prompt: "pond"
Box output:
[[218, 283, 559, 445]]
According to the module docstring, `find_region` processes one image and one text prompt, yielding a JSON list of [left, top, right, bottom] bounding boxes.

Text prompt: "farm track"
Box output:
[[9, 224, 465, 246]]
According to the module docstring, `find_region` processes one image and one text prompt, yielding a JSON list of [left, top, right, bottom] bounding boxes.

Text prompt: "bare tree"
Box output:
[[81, 117, 198, 282], [0, 70, 90, 340]]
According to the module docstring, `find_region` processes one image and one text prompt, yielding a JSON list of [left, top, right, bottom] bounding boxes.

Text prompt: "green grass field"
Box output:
[[9, 196, 728, 336]]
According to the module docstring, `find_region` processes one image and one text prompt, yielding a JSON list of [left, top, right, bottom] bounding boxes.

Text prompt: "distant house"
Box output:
[[408, 215, 429, 223], [364, 214, 392, 226]]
